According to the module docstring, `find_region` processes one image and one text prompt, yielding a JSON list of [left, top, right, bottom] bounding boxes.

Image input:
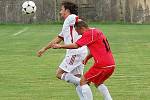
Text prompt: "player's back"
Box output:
[[86, 28, 115, 67]]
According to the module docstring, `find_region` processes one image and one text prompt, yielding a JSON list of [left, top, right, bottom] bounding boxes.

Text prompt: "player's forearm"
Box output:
[[44, 36, 62, 50], [60, 43, 79, 49]]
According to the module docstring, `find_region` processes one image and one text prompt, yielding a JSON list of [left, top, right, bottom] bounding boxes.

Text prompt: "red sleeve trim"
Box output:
[[58, 36, 64, 40], [70, 26, 73, 43], [75, 16, 79, 24]]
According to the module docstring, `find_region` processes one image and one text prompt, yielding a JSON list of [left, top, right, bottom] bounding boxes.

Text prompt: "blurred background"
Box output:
[[0, 0, 150, 100], [0, 0, 150, 24]]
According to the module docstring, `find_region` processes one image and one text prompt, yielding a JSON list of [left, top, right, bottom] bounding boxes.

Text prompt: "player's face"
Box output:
[[60, 5, 68, 19]]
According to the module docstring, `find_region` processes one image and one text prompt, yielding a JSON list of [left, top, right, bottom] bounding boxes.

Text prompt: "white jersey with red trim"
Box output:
[[58, 14, 87, 56]]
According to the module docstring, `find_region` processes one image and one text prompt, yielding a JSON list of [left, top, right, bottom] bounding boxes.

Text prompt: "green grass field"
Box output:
[[0, 23, 150, 100]]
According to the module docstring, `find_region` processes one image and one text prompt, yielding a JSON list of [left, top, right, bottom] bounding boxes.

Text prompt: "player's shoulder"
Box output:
[[91, 28, 101, 32], [67, 14, 77, 20], [87, 28, 99, 34], [85, 28, 102, 38], [92, 28, 103, 35], [68, 14, 77, 18]]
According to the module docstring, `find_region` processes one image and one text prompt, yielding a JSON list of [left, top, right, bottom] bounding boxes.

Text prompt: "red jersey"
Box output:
[[76, 28, 115, 68]]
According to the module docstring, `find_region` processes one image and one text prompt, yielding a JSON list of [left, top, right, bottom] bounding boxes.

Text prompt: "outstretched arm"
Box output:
[[52, 43, 79, 49], [37, 36, 63, 57]]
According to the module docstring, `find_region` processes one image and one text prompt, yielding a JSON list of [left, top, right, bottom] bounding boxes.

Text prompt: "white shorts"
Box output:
[[59, 54, 87, 75]]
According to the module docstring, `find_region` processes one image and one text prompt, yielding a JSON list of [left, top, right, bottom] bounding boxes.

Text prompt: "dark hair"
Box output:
[[61, 1, 78, 15], [75, 19, 88, 29]]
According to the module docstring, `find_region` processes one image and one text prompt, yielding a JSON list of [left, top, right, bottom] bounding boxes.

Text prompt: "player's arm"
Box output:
[[37, 36, 63, 57], [52, 43, 79, 49], [43, 36, 63, 50]]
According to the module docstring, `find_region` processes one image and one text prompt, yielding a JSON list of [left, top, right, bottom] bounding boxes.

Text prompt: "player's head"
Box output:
[[74, 19, 89, 35], [60, 1, 78, 19]]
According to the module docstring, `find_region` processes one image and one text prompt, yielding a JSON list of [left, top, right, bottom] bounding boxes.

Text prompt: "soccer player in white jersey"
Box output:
[[37, 1, 112, 100], [37, 1, 88, 99]]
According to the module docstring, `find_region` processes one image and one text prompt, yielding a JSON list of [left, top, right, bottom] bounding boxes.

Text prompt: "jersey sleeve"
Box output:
[[67, 14, 77, 26], [76, 30, 98, 47], [58, 32, 64, 38], [58, 21, 68, 38], [58, 15, 77, 38]]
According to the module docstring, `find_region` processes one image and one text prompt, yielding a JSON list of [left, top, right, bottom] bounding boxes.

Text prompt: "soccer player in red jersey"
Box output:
[[52, 20, 115, 100]]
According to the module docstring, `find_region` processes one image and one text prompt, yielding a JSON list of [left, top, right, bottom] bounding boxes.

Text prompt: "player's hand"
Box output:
[[37, 48, 46, 57], [51, 44, 62, 49]]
